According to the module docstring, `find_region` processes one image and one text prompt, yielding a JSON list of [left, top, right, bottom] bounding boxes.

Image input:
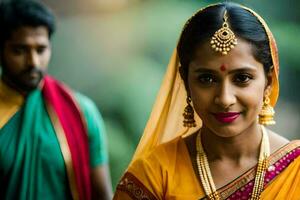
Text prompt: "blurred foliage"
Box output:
[[43, 0, 300, 188]]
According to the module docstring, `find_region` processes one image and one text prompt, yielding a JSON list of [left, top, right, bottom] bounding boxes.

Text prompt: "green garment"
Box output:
[[0, 89, 108, 200]]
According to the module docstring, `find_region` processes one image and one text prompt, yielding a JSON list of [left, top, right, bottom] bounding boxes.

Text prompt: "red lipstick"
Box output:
[[213, 112, 240, 123]]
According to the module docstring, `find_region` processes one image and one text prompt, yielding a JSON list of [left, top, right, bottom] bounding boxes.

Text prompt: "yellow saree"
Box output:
[[114, 137, 300, 199], [0, 80, 24, 129], [114, 3, 300, 200]]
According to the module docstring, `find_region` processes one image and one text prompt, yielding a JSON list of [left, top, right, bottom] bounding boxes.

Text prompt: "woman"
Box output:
[[113, 2, 300, 200]]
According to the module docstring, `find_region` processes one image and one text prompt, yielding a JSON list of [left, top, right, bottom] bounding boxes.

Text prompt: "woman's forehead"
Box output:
[[189, 38, 263, 72]]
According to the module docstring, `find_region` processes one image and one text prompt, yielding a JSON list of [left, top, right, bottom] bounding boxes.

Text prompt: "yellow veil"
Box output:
[[131, 4, 280, 163]]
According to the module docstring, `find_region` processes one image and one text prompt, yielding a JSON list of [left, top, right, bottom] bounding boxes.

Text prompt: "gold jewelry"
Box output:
[[210, 10, 238, 55], [259, 94, 276, 125], [196, 126, 270, 200], [183, 96, 196, 127]]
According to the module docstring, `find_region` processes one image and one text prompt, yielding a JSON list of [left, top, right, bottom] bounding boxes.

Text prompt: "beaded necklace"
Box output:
[[196, 126, 270, 200]]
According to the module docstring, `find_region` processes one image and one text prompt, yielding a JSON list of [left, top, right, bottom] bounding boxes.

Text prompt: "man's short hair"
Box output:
[[0, 0, 56, 48]]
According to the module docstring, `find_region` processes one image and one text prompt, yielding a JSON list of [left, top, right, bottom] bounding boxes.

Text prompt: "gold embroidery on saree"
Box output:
[[117, 172, 157, 200]]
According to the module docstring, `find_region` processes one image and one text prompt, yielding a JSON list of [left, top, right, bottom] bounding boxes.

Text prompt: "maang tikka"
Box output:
[[210, 10, 238, 55]]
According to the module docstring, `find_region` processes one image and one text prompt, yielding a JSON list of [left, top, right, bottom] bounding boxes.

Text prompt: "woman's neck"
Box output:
[[201, 123, 262, 163]]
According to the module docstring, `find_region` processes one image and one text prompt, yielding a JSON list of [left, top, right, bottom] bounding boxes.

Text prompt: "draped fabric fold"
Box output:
[[42, 76, 91, 200], [0, 76, 93, 199]]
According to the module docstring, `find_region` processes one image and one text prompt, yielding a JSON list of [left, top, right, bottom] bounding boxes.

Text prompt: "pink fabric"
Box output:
[[227, 147, 300, 200], [42, 76, 91, 200]]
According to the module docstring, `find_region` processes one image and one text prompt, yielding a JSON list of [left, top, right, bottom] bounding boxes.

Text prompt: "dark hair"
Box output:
[[177, 2, 272, 80], [0, 0, 56, 48]]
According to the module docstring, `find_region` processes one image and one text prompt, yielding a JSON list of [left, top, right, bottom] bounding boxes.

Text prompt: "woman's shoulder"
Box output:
[[120, 136, 189, 199], [267, 129, 299, 154], [268, 129, 300, 163], [129, 136, 188, 172], [151, 136, 185, 155]]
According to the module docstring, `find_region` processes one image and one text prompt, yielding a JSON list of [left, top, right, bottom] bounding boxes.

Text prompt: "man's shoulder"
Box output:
[[50, 78, 92, 105], [73, 92, 93, 105], [72, 92, 99, 116]]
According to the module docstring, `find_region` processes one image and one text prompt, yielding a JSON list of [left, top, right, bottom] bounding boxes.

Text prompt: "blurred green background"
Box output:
[[34, 0, 300, 188]]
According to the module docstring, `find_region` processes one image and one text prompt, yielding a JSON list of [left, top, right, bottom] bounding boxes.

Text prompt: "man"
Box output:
[[0, 1, 112, 199]]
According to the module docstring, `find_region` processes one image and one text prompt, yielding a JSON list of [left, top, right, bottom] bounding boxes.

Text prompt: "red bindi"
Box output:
[[220, 64, 227, 71]]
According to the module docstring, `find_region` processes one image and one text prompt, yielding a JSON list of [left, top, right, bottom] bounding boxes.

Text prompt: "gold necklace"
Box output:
[[196, 126, 270, 200]]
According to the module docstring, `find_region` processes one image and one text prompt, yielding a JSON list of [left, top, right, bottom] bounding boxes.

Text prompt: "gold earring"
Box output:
[[210, 10, 238, 55], [259, 94, 275, 125], [183, 96, 196, 127]]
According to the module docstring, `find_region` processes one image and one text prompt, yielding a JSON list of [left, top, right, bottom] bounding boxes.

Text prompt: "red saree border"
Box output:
[[46, 101, 79, 200], [43, 76, 91, 200], [116, 172, 158, 200], [213, 140, 300, 199]]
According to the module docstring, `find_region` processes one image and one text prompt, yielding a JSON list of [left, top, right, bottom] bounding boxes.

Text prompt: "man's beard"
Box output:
[[1, 64, 46, 93]]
